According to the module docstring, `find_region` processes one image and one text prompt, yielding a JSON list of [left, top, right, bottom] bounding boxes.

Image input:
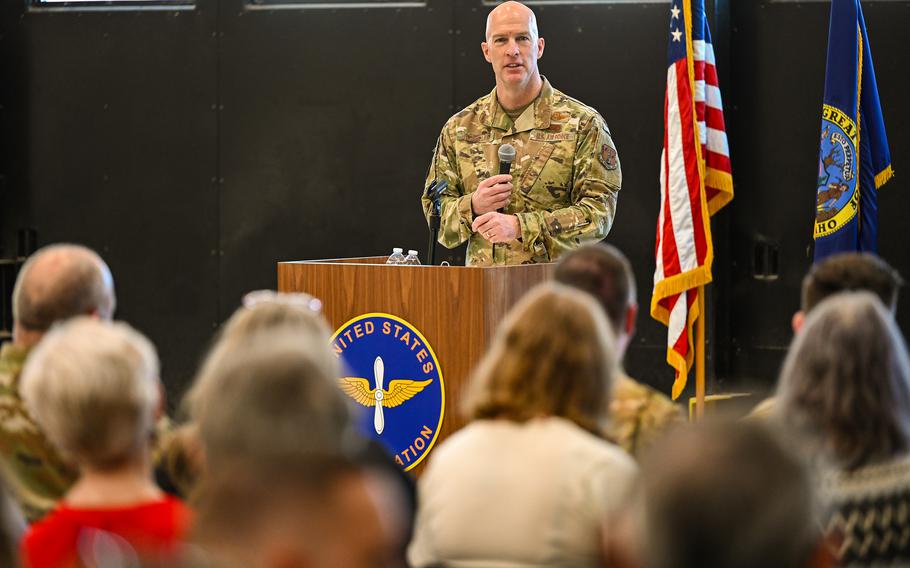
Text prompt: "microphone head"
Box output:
[[498, 143, 516, 164]]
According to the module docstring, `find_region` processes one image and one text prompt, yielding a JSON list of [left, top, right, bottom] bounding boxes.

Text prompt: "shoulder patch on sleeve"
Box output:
[[599, 144, 619, 170]]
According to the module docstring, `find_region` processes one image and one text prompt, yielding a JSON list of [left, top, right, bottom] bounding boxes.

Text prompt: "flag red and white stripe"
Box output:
[[652, 0, 733, 400]]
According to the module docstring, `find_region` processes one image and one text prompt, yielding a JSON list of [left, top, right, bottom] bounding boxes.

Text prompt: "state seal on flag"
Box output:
[[332, 313, 445, 471], [815, 104, 860, 238]]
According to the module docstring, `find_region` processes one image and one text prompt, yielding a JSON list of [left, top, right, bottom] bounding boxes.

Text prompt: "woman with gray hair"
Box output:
[[777, 291, 910, 566], [159, 290, 339, 495], [18, 317, 190, 568], [184, 291, 415, 566]]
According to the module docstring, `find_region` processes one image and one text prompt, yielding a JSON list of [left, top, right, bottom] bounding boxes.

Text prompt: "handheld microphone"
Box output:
[[498, 144, 516, 175], [496, 144, 516, 215]]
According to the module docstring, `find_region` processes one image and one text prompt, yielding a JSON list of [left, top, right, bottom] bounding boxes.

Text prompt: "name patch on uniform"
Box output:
[[332, 314, 445, 471], [531, 132, 576, 142]]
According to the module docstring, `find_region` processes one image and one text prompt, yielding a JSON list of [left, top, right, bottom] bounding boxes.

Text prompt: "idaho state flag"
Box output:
[[814, 0, 893, 262]]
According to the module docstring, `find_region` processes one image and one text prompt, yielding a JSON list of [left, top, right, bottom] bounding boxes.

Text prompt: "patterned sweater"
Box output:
[[821, 454, 910, 567]]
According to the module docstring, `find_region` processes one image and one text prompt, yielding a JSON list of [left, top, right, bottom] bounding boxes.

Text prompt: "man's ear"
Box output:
[[792, 311, 805, 334], [481, 41, 492, 63], [536, 37, 545, 59]]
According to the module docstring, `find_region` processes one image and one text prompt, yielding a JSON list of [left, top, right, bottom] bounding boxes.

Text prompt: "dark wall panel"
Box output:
[[217, 1, 454, 314], [4, 4, 219, 399]]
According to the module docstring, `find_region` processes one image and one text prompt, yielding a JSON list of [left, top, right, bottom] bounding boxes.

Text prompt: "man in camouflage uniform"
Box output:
[[422, 1, 621, 266], [747, 252, 903, 420], [0, 244, 115, 521], [555, 243, 683, 458]]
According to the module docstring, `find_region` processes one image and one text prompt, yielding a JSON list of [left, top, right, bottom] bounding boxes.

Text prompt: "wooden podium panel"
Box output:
[[277, 257, 552, 472]]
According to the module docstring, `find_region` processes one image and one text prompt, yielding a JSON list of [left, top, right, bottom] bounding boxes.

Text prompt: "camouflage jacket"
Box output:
[[422, 78, 622, 266], [0, 343, 78, 522], [607, 372, 684, 459]]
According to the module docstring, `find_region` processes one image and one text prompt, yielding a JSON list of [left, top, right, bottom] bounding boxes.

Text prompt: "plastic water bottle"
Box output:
[[404, 250, 421, 265], [386, 248, 405, 265]]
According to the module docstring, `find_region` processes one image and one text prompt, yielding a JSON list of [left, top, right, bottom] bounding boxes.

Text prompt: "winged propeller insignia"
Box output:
[[338, 356, 433, 434]]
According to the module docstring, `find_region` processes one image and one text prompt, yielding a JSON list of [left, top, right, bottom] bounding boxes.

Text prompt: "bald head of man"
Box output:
[[485, 1, 539, 40], [12, 244, 116, 347], [481, 1, 545, 108]]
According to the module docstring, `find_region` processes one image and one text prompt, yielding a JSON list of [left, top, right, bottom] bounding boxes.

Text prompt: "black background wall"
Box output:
[[0, 0, 907, 406]]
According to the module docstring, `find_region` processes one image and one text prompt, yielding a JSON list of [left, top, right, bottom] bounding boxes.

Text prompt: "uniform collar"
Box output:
[[483, 77, 554, 133]]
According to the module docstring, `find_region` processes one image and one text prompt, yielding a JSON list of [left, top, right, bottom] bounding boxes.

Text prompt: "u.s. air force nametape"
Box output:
[[332, 313, 445, 471]]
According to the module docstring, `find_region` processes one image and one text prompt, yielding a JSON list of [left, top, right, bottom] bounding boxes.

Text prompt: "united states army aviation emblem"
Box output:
[[815, 104, 860, 238], [332, 314, 445, 471]]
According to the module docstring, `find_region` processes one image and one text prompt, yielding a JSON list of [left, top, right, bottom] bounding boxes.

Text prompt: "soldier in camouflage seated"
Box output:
[[422, 1, 621, 266], [555, 243, 683, 458], [0, 243, 115, 521], [748, 252, 903, 419]]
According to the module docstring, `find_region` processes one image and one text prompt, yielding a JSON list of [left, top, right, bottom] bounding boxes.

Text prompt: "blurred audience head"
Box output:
[[188, 290, 330, 415], [192, 458, 406, 568], [555, 242, 637, 359], [629, 421, 823, 568], [795, 252, 902, 331], [20, 317, 160, 470], [778, 291, 910, 470], [226, 290, 326, 341], [465, 282, 616, 435], [192, 329, 352, 472], [12, 243, 116, 345]]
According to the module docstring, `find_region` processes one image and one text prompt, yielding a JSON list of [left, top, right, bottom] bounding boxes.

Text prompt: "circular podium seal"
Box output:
[[332, 313, 445, 471]]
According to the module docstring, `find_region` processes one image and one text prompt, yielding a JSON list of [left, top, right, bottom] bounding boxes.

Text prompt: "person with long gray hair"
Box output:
[[777, 291, 910, 566]]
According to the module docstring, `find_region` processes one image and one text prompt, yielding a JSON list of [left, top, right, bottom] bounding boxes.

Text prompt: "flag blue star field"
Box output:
[[814, 0, 893, 262]]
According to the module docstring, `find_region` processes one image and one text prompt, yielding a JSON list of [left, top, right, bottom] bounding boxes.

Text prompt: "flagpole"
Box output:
[[695, 285, 706, 419]]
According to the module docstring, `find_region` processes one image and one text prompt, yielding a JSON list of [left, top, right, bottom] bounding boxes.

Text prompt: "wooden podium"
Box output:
[[277, 257, 553, 470]]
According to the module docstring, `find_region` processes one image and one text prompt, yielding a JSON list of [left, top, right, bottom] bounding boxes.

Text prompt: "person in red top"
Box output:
[[18, 318, 191, 568]]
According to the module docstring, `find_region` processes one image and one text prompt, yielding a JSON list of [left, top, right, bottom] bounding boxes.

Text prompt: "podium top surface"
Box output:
[[279, 256, 554, 270]]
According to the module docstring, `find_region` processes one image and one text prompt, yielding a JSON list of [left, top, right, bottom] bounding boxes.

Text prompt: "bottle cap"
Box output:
[[408, 250, 418, 256], [393, 248, 403, 253]]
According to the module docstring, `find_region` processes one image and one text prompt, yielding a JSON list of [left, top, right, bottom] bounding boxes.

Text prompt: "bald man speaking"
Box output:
[[422, 1, 621, 266]]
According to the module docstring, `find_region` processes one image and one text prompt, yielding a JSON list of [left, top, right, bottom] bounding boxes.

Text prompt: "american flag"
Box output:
[[651, 0, 733, 400]]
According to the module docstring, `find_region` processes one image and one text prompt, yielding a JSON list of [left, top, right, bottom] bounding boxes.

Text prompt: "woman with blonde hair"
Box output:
[[777, 291, 910, 566], [408, 283, 637, 568]]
